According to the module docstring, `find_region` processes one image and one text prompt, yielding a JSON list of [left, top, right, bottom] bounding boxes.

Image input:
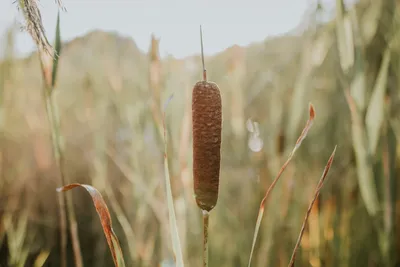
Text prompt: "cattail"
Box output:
[[192, 26, 222, 212]]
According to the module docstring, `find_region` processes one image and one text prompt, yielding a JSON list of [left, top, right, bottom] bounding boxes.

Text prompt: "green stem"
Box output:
[[39, 53, 83, 267]]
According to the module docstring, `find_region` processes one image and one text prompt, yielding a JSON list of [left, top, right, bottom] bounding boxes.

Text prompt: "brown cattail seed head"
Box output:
[[192, 80, 222, 212]]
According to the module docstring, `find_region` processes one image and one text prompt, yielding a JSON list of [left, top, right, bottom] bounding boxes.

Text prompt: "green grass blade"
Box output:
[[51, 10, 61, 88], [335, 0, 354, 73], [365, 48, 391, 155], [162, 94, 185, 267], [343, 88, 380, 216]]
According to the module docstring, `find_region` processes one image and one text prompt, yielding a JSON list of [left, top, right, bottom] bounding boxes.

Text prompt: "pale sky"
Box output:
[[0, 0, 346, 59]]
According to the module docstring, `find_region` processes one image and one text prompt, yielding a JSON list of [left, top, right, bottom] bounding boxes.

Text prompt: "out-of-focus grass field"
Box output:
[[0, 0, 400, 266]]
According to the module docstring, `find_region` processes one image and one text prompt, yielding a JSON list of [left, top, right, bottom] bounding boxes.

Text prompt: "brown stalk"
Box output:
[[260, 104, 315, 215], [202, 210, 210, 267], [248, 103, 315, 267], [288, 146, 337, 267]]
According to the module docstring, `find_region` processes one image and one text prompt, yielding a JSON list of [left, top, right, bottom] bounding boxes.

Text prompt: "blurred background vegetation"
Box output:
[[0, 0, 400, 266]]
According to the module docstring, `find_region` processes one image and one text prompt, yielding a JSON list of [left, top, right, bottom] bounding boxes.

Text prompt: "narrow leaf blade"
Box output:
[[57, 183, 125, 267], [51, 10, 62, 88], [365, 48, 391, 155], [162, 95, 184, 267], [248, 104, 316, 267], [288, 146, 337, 267]]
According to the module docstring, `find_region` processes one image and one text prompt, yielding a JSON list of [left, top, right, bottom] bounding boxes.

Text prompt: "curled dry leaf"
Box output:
[[57, 183, 125, 267]]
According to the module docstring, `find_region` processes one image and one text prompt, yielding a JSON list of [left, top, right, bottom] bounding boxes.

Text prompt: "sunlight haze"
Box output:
[[0, 0, 311, 58]]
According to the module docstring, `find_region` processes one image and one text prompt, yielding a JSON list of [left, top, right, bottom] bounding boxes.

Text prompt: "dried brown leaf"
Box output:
[[57, 183, 125, 267]]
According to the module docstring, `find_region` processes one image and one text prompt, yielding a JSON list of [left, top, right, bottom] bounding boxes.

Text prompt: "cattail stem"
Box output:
[[203, 210, 209, 267], [194, 26, 220, 267]]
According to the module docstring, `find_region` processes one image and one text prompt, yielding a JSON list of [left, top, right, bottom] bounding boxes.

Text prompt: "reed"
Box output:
[[191, 26, 223, 267]]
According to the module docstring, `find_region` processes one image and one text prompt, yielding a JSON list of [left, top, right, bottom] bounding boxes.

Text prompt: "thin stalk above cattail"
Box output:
[[192, 25, 222, 267]]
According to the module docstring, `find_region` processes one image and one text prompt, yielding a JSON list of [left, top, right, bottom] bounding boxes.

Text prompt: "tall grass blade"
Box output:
[[57, 184, 126, 267], [288, 146, 337, 267], [51, 10, 61, 88], [343, 87, 380, 216], [365, 48, 391, 155], [346, 7, 369, 112], [33, 251, 50, 267], [248, 103, 316, 267], [335, 0, 354, 73], [162, 94, 185, 267]]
